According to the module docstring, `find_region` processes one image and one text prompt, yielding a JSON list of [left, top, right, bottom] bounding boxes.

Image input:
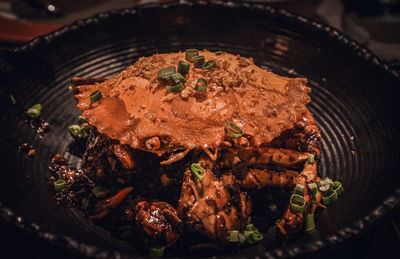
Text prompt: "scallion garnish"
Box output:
[[244, 223, 258, 232], [90, 90, 102, 103], [170, 73, 186, 84], [167, 82, 184, 93], [80, 126, 90, 138], [247, 231, 263, 243], [185, 49, 199, 61], [26, 104, 42, 119], [78, 115, 87, 122], [149, 246, 165, 257], [92, 186, 107, 198], [305, 214, 315, 232], [225, 122, 243, 138], [178, 61, 190, 75], [322, 189, 338, 205], [193, 55, 205, 68], [319, 177, 333, 187], [333, 181, 344, 196], [215, 51, 222, 55], [68, 124, 81, 138], [54, 179, 66, 191], [10, 94, 16, 105], [158, 66, 176, 80], [307, 154, 315, 164], [195, 78, 208, 92], [289, 194, 306, 213], [203, 60, 216, 70], [229, 230, 239, 242], [68, 124, 89, 139], [308, 182, 318, 195], [191, 163, 205, 181], [295, 183, 305, 196]]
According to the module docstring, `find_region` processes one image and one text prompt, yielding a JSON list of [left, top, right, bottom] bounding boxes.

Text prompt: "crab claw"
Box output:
[[90, 186, 134, 220], [135, 201, 183, 247]]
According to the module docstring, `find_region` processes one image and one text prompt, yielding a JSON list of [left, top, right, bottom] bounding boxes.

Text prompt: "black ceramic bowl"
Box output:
[[1, 1, 400, 258]]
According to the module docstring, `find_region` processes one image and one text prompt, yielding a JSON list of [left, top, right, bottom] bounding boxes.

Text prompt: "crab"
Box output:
[[71, 50, 323, 246], [135, 201, 183, 247]]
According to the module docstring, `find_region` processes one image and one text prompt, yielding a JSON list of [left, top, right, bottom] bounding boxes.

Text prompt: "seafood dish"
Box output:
[[51, 49, 343, 255]]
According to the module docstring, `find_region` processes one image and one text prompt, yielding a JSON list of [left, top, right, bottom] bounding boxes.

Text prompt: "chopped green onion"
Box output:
[[69, 124, 89, 139], [191, 163, 205, 181], [92, 186, 107, 198], [322, 189, 338, 205], [178, 61, 190, 75], [308, 182, 318, 195], [305, 214, 315, 232], [290, 194, 306, 213], [333, 181, 344, 196], [203, 60, 216, 70], [225, 122, 243, 138], [244, 223, 258, 232], [268, 203, 278, 212], [319, 177, 333, 187], [80, 126, 90, 138], [26, 108, 40, 119], [229, 230, 239, 242], [10, 94, 16, 105], [170, 73, 186, 84], [32, 104, 42, 111], [54, 179, 66, 191], [247, 231, 263, 243], [68, 124, 81, 138], [78, 115, 87, 122], [167, 82, 184, 93], [90, 90, 102, 103], [193, 55, 205, 68], [243, 230, 252, 239], [26, 104, 42, 119], [158, 66, 176, 80], [185, 49, 199, 61], [319, 184, 331, 192], [149, 246, 165, 257], [215, 51, 222, 55], [295, 184, 305, 196], [195, 78, 208, 92], [307, 154, 315, 164]]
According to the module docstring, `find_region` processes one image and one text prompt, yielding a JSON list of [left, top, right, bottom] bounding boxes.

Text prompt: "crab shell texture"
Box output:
[[73, 50, 317, 158]]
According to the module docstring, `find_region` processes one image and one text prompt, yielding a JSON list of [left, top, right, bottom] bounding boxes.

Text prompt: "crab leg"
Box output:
[[71, 77, 106, 86], [223, 147, 309, 168], [90, 186, 134, 220], [240, 169, 299, 189], [276, 162, 318, 236]]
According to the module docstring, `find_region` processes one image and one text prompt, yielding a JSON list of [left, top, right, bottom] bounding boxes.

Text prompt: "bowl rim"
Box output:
[[1, 0, 399, 258]]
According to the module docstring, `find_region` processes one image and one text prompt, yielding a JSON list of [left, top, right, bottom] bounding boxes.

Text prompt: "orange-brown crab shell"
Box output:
[[73, 50, 312, 158]]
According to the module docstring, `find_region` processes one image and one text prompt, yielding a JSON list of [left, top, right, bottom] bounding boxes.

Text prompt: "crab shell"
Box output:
[[73, 50, 313, 161]]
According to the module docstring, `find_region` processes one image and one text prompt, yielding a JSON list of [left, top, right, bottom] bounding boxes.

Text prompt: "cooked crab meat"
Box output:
[[177, 159, 251, 242], [135, 201, 183, 247]]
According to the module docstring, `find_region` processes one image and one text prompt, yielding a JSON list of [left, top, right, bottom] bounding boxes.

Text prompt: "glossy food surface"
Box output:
[[0, 1, 399, 258]]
